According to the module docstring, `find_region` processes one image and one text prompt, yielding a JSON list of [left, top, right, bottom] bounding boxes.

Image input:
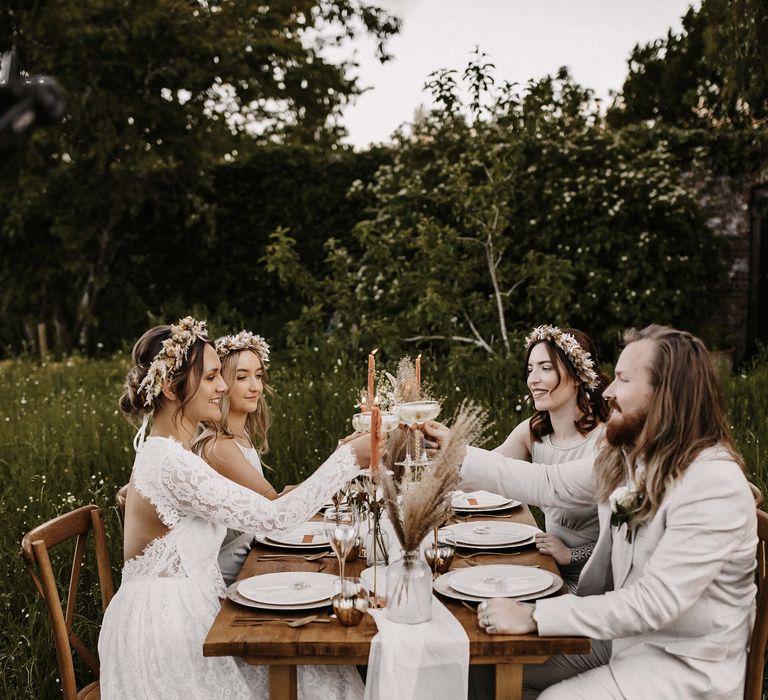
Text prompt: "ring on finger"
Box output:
[[478, 601, 488, 612], [486, 624, 498, 634], [479, 614, 490, 627]]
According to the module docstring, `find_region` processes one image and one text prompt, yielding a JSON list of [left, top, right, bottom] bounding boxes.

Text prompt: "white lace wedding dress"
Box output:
[[98, 436, 365, 700]]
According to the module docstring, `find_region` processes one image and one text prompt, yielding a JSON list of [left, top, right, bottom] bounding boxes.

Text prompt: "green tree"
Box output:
[[609, 0, 768, 127], [0, 0, 398, 352], [267, 59, 724, 360]]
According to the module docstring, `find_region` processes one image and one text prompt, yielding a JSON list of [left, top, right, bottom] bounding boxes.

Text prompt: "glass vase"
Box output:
[[365, 518, 390, 567], [385, 550, 432, 624]]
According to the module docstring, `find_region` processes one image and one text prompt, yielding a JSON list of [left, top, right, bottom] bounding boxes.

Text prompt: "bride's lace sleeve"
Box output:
[[134, 439, 359, 534]]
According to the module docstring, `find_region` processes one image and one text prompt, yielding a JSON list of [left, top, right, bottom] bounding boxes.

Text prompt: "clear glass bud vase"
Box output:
[[365, 521, 390, 567], [385, 551, 432, 623]]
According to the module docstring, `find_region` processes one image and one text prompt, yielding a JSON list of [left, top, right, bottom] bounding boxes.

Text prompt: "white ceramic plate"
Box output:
[[266, 522, 330, 547], [447, 521, 540, 547], [360, 565, 388, 597], [454, 535, 537, 550], [237, 572, 337, 606], [451, 490, 517, 511], [226, 582, 332, 611], [433, 568, 564, 604], [448, 565, 553, 598], [453, 500, 523, 513]]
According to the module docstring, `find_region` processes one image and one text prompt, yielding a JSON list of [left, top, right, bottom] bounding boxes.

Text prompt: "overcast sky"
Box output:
[[336, 0, 700, 148]]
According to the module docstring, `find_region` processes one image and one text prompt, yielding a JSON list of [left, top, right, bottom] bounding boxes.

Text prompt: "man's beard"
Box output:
[[606, 403, 648, 447]]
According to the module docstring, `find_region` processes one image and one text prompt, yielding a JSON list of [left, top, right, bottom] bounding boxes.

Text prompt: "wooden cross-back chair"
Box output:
[[745, 507, 768, 700], [21, 505, 115, 700]]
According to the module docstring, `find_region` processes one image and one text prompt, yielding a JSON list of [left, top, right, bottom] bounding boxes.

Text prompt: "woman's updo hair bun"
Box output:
[[118, 326, 172, 422], [118, 323, 212, 424]]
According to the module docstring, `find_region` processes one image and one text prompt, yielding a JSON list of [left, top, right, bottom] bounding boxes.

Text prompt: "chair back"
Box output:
[[21, 505, 115, 700], [115, 484, 128, 525], [745, 508, 768, 700]]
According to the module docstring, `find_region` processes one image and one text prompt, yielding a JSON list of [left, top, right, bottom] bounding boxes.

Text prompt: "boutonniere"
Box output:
[[609, 485, 644, 543]]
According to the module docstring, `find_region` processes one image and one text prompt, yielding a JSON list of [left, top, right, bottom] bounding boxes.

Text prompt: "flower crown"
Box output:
[[524, 325, 599, 390], [215, 330, 270, 366], [138, 316, 209, 407]]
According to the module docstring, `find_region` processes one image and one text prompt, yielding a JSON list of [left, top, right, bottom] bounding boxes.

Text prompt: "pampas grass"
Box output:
[[382, 401, 488, 552]]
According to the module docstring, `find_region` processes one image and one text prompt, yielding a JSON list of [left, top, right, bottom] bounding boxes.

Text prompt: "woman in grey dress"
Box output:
[[494, 325, 609, 590]]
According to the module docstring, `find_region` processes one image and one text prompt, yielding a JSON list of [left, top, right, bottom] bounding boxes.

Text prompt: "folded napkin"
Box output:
[[364, 596, 469, 700], [452, 489, 506, 507]]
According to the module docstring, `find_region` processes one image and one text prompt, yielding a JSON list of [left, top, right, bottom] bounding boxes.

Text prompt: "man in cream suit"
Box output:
[[426, 325, 757, 699]]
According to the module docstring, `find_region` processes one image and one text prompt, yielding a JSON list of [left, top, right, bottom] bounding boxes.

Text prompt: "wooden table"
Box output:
[[203, 505, 591, 700]]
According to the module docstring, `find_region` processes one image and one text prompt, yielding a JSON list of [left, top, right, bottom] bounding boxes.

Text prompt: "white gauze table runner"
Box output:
[[364, 596, 469, 700]]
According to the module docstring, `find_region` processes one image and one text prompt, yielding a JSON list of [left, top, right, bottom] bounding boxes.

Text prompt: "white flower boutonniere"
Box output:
[[609, 485, 644, 543]]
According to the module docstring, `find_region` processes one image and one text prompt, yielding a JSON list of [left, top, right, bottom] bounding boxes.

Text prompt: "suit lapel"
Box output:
[[613, 521, 637, 589], [576, 504, 615, 596]]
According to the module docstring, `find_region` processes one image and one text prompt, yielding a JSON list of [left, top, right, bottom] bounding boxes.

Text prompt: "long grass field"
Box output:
[[1, 346, 766, 698]]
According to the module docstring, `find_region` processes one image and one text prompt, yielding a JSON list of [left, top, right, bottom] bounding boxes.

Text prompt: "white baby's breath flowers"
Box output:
[[215, 330, 270, 366]]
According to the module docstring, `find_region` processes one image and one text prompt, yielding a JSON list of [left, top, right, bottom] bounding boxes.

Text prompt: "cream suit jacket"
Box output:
[[461, 445, 757, 700]]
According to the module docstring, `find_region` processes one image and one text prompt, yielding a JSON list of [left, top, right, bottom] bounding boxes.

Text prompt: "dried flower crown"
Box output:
[[215, 330, 270, 366], [524, 324, 599, 390], [138, 316, 209, 407]]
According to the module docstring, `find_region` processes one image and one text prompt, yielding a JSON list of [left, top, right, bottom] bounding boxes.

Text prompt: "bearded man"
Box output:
[[425, 325, 757, 699]]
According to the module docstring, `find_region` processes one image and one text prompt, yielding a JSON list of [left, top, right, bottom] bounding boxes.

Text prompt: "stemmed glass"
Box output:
[[351, 410, 400, 475], [395, 400, 441, 467], [323, 506, 358, 584]]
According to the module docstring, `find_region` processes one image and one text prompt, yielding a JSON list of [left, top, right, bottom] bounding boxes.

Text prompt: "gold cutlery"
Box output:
[[231, 614, 331, 627], [456, 551, 520, 558], [256, 552, 332, 561]]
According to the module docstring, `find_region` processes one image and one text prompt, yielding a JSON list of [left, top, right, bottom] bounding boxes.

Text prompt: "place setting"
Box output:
[[451, 489, 521, 514]]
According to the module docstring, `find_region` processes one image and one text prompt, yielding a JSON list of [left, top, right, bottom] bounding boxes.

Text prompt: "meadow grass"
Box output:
[[0, 347, 766, 697]]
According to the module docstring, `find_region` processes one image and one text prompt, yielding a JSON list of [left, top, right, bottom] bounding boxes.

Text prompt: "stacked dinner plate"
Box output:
[[451, 490, 521, 513], [254, 521, 331, 550], [434, 564, 563, 604], [228, 571, 338, 610], [446, 521, 541, 550]]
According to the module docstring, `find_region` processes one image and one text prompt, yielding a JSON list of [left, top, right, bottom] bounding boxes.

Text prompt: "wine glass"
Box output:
[[323, 506, 358, 584], [395, 400, 441, 467]]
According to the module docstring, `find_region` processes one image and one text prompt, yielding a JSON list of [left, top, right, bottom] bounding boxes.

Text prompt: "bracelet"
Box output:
[[569, 542, 596, 564]]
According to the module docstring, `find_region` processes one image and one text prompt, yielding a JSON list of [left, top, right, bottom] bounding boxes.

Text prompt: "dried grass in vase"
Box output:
[[381, 401, 488, 552]]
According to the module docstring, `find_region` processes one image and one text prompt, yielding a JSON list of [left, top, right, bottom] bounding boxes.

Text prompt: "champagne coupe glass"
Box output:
[[395, 400, 441, 467], [323, 506, 358, 584], [351, 411, 400, 435]]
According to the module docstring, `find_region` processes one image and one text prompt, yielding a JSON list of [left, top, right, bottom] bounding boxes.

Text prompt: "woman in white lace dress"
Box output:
[[98, 317, 368, 699], [493, 326, 609, 591]]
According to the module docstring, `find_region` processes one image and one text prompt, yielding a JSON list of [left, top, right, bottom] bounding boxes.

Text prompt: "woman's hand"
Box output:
[[420, 420, 451, 457], [477, 599, 537, 635], [534, 532, 571, 566], [343, 430, 383, 467]]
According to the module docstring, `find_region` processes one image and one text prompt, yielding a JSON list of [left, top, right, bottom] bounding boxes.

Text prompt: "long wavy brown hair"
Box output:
[[594, 325, 744, 523], [527, 328, 610, 443], [193, 348, 274, 464]]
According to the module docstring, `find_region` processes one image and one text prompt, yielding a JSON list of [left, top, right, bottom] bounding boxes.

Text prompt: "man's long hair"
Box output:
[[595, 325, 744, 522]]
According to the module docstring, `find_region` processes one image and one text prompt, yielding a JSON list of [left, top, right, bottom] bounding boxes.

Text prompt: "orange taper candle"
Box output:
[[370, 406, 381, 477], [368, 348, 378, 409], [415, 354, 422, 394]]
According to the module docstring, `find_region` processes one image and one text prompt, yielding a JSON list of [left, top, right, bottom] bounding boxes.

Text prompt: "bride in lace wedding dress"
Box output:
[[98, 318, 369, 699]]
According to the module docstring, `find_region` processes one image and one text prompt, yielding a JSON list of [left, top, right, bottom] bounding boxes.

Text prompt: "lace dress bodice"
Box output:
[[125, 436, 359, 596]]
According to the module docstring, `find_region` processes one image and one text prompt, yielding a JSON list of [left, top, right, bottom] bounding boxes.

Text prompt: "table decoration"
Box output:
[[331, 577, 369, 626], [382, 402, 486, 623], [424, 528, 456, 577]]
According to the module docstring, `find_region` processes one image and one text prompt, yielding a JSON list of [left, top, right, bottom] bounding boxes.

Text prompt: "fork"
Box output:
[[231, 615, 330, 627], [456, 551, 520, 558], [257, 552, 331, 561]]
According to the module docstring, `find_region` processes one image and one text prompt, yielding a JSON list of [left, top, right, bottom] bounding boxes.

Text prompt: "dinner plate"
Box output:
[[433, 568, 564, 604], [451, 490, 519, 511], [447, 521, 540, 547], [454, 535, 537, 550], [237, 572, 337, 605], [448, 565, 553, 598], [266, 522, 330, 547], [253, 534, 331, 551], [226, 582, 332, 611], [360, 565, 388, 597], [453, 500, 523, 514]]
